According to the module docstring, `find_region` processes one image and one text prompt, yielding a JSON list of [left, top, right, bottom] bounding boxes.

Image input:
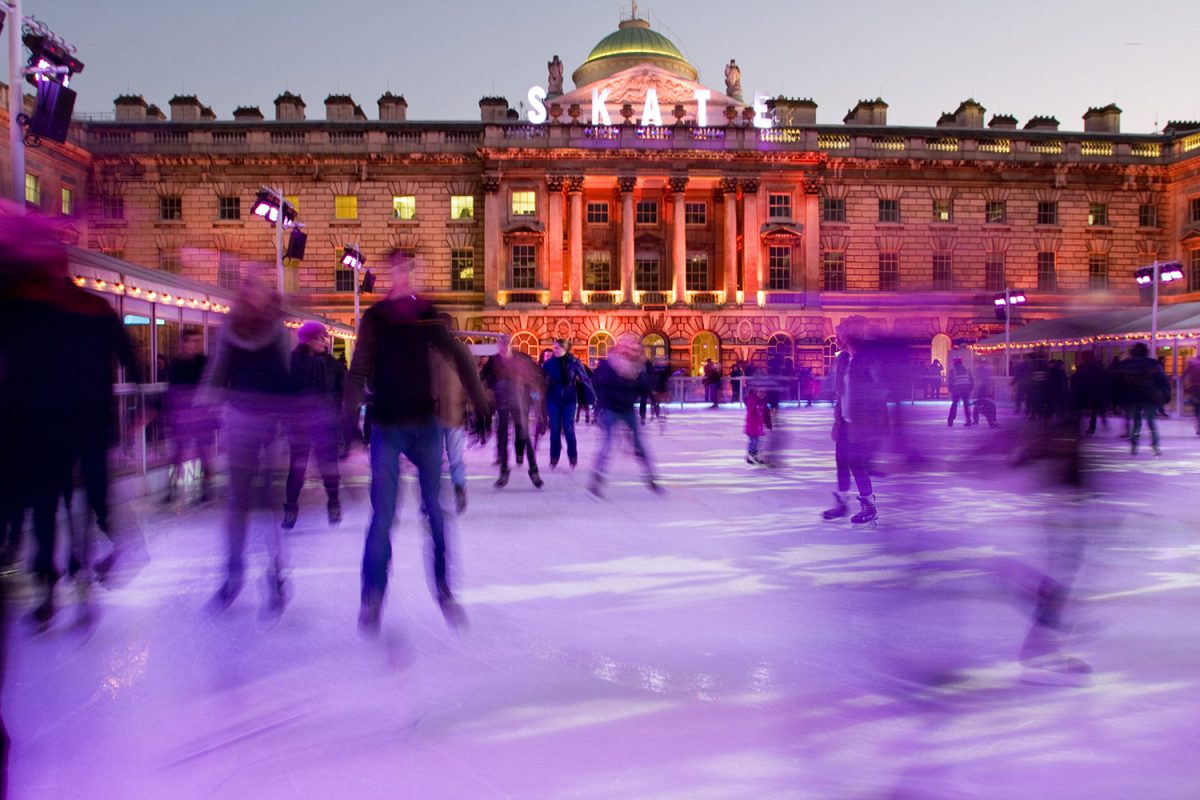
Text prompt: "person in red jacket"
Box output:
[[743, 385, 771, 464]]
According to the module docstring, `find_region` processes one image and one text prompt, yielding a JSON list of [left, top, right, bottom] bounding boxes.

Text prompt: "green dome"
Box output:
[[572, 18, 698, 88], [585, 22, 686, 64]]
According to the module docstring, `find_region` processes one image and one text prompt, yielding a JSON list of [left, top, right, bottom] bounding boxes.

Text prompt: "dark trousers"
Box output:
[[30, 430, 113, 584], [638, 392, 660, 423], [285, 410, 340, 506], [224, 408, 285, 584], [948, 390, 971, 424], [363, 421, 447, 600], [497, 407, 538, 474], [1128, 402, 1160, 448], [547, 401, 577, 465], [834, 422, 876, 497]]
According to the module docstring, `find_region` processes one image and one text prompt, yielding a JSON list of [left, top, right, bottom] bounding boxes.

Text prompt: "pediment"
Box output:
[[761, 222, 804, 240], [503, 221, 545, 237], [552, 63, 740, 116]]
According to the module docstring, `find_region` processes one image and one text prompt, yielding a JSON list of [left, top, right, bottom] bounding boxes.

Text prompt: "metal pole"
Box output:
[[274, 188, 285, 296], [1004, 287, 1011, 378], [6, 0, 25, 211], [1151, 260, 1159, 355], [353, 265, 361, 332]]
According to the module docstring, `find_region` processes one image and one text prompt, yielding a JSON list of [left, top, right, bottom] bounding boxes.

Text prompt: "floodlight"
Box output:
[[360, 270, 376, 293], [251, 189, 295, 225], [342, 246, 365, 270], [23, 33, 84, 87], [285, 228, 307, 260]]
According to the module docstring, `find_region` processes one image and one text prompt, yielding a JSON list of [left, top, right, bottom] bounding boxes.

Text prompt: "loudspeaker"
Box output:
[[29, 80, 75, 143], [285, 228, 307, 260], [360, 270, 376, 293]]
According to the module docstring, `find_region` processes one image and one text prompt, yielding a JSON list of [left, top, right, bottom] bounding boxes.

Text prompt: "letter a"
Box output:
[[592, 88, 612, 126], [641, 87, 662, 127]]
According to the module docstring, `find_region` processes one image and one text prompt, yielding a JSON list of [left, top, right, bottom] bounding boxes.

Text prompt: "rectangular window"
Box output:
[[61, 187, 75, 216], [822, 251, 846, 291], [217, 251, 240, 289], [635, 200, 658, 225], [685, 254, 709, 291], [932, 253, 953, 290], [101, 195, 125, 221], [635, 256, 661, 291], [511, 190, 536, 216], [585, 252, 612, 291], [985, 255, 1005, 293], [24, 173, 41, 207], [285, 195, 300, 213], [160, 195, 183, 221], [158, 248, 182, 274], [932, 199, 952, 222], [1139, 203, 1158, 228], [1037, 251, 1057, 291], [878, 252, 899, 291], [334, 195, 358, 220], [451, 195, 475, 220], [511, 244, 536, 289], [767, 246, 792, 290], [451, 248, 476, 291], [1190, 250, 1200, 293], [392, 195, 416, 220], [878, 198, 900, 223], [1037, 201, 1058, 225], [768, 193, 792, 219], [1087, 203, 1109, 226], [821, 198, 846, 223], [684, 202, 707, 225], [334, 268, 356, 292], [986, 201, 1007, 224], [586, 201, 609, 224], [1191, 198, 1200, 224], [217, 196, 240, 221], [1088, 254, 1109, 290]]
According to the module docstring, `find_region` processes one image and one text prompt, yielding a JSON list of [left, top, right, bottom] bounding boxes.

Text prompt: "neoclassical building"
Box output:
[[6, 12, 1200, 374]]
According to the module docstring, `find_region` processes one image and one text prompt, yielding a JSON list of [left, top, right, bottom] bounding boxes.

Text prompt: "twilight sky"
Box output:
[[23, 0, 1200, 133]]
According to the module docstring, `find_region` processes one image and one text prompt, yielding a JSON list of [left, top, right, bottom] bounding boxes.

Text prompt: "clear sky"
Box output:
[[20, 0, 1200, 133]]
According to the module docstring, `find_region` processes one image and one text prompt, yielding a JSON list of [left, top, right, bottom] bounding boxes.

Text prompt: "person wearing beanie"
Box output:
[[283, 321, 344, 529]]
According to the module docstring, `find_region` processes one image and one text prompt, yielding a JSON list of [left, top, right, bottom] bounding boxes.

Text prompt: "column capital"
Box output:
[[741, 177, 759, 194], [566, 175, 585, 193], [667, 175, 690, 194], [546, 174, 566, 193], [481, 174, 502, 194], [803, 175, 823, 195], [617, 175, 638, 195], [719, 176, 739, 195]]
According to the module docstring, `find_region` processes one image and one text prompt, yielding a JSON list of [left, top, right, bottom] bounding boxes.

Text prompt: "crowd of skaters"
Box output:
[[5, 208, 1196, 771]]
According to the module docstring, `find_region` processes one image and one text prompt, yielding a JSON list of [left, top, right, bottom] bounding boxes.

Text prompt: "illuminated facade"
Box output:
[[6, 14, 1200, 373]]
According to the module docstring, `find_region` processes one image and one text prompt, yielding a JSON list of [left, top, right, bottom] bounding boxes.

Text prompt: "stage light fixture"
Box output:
[[342, 246, 365, 270], [22, 31, 84, 87], [360, 269, 376, 293], [285, 228, 308, 260]]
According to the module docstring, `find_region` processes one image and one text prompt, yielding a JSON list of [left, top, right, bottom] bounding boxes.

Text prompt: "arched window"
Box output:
[[767, 332, 795, 363], [822, 335, 839, 376], [931, 333, 951, 371], [510, 331, 540, 358], [690, 331, 720, 376], [588, 331, 615, 367], [642, 332, 667, 362]]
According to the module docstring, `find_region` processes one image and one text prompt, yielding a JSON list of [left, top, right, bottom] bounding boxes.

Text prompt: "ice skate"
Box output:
[[282, 503, 299, 529], [851, 494, 878, 526], [326, 497, 342, 526], [822, 491, 849, 521], [358, 590, 383, 637], [454, 486, 467, 514], [494, 468, 510, 488]]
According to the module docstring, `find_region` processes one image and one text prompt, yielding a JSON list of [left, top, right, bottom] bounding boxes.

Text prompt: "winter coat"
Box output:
[[594, 351, 649, 414], [744, 393, 771, 437], [832, 347, 889, 443], [1114, 356, 1170, 406], [542, 353, 591, 406]]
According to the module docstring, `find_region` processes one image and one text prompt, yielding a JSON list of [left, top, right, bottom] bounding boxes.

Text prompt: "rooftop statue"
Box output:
[[548, 55, 564, 95], [725, 59, 742, 100]]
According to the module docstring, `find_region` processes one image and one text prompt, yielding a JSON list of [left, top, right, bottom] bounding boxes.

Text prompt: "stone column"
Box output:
[[721, 177, 739, 304], [482, 174, 502, 308], [546, 175, 565, 306], [669, 175, 688, 306], [567, 175, 584, 304], [741, 178, 760, 304], [803, 176, 822, 307], [618, 175, 637, 306]]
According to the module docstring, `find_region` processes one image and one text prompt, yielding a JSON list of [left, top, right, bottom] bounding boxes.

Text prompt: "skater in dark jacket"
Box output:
[[282, 321, 343, 529], [542, 339, 592, 468], [589, 334, 661, 497], [822, 316, 888, 525]]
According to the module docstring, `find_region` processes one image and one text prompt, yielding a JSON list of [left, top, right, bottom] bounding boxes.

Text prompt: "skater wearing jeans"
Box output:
[[822, 316, 888, 525], [589, 334, 661, 497]]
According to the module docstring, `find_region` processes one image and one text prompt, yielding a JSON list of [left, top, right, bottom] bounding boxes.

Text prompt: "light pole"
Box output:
[[1135, 260, 1184, 354], [4, 0, 23, 210], [251, 188, 299, 296], [342, 244, 366, 331], [993, 288, 1026, 377]]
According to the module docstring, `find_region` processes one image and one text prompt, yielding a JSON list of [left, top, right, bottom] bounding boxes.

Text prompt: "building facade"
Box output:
[[6, 15, 1200, 374]]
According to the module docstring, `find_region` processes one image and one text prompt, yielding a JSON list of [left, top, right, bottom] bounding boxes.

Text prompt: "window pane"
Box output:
[[986, 201, 1007, 224], [768, 193, 792, 219], [218, 196, 240, 220], [511, 244, 536, 289], [24, 174, 41, 206], [821, 198, 845, 222], [451, 248, 476, 291], [586, 202, 609, 224], [159, 248, 182, 274], [985, 256, 1005, 292], [878, 199, 899, 223], [451, 195, 474, 220], [217, 251, 240, 288], [635, 257, 661, 291], [879, 252, 899, 291], [103, 196, 125, 220], [932, 253, 953, 290], [160, 195, 182, 220], [932, 200, 951, 222], [511, 190, 536, 216], [1088, 255, 1108, 290], [685, 254, 709, 291], [334, 195, 358, 220], [768, 246, 791, 290], [585, 252, 611, 290], [61, 187, 74, 215], [334, 268, 355, 292], [1037, 252, 1057, 291], [822, 251, 845, 291], [1037, 201, 1057, 225], [1139, 204, 1157, 228], [1087, 203, 1108, 226], [684, 202, 707, 225], [635, 201, 658, 225], [393, 195, 416, 220]]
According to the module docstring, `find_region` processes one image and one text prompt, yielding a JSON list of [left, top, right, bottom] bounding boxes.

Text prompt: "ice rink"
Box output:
[[5, 402, 1199, 799]]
